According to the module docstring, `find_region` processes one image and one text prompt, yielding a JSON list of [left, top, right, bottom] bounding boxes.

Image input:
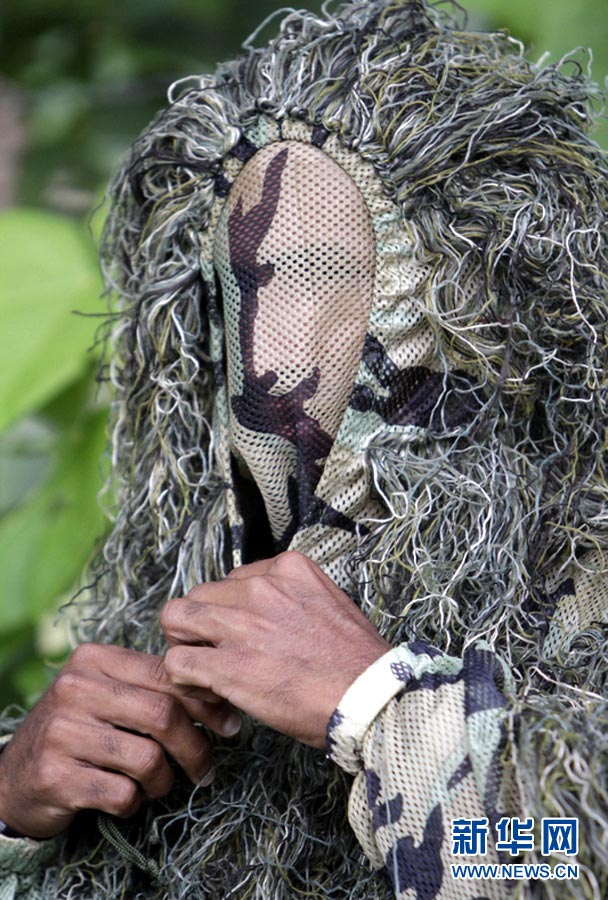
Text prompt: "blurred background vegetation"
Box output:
[[1, 0, 607, 711]]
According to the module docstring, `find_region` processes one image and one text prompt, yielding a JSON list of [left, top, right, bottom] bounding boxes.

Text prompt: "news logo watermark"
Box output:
[[450, 817, 579, 882]]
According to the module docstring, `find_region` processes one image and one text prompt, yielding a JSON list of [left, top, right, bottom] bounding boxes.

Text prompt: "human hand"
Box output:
[[162, 551, 391, 749], [0, 644, 238, 839]]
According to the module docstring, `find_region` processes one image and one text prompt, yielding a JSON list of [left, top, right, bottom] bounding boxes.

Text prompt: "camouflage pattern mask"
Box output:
[[214, 140, 376, 551]]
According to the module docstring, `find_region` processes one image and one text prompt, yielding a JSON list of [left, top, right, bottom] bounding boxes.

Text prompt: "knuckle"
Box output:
[[166, 599, 202, 623], [164, 646, 191, 681], [184, 600, 204, 619], [52, 669, 85, 701], [110, 679, 136, 698], [69, 643, 98, 669], [160, 600, 179, 632], [101, 730, 122, 756], [147, 655, 169, 690], [247, 574, 270, 600], [274, 550, 306, 571], [163, 647, 179, 679], [151, 696, 178, 735], [44, 715, 70, 748], [37, 758, 61, 794], [112, 780, 140, 817], [136, 742, 165, 779], [85, 778, 108, 804]]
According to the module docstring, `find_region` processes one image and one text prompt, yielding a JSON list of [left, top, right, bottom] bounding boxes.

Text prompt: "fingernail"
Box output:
[[200, 766, 216, 787], [221, 713, 241, 737]]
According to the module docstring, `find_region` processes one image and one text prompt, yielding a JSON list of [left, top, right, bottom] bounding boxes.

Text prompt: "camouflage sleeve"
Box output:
[[326, 552, 608, 900], [326, 641, 512, 899], [0, 831, 62, 900]]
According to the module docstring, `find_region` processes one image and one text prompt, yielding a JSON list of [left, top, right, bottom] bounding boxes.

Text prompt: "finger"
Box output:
[[75, 644, 178, 697], [226, 551, 321, 586], [69, 764, 143, 819], [72, 643, 229, 726], [179, 579, 251, 608], [161, 596, 256, 651], [61, 670, 213, 784], [40, 757, 142, 821], [165, 647, 249, 731], [57, 718, 174, 799], [109, 687, 213, 785], [161, 598, 226, 646], [226, 558, 274, 580], [165, 646, 230, 699], [178, 685, 224, 704], [178, 695, 241, 737], [85, 644, 238, 738]]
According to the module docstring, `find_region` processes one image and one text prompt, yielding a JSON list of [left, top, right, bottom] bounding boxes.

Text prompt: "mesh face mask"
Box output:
[[214, 141, 376, 549]]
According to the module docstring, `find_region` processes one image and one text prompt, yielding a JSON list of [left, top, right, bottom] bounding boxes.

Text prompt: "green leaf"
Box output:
[[0, 208, 103, 432], [0, 625, 37, 712], [0, 417, 54, 515], [0, 406, 108, 630], [11, 655, 59, 708], [29, 410, 109, 615], [0, 500, 48, 631]]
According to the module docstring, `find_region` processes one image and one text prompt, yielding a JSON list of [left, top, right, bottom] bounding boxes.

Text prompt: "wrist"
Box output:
[[0, 791, 27, 839], [0, 745, 29, 838], [325, 642, 461, 773], [307, 639, 391, 750]]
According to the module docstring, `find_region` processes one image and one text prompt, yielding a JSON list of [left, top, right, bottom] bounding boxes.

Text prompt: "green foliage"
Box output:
[[0, 210, 105, 707], [0, 210, 102, 430], [1, 0, 326, 208], [0, 393, 107, 629], [467, 0, 608, 147]]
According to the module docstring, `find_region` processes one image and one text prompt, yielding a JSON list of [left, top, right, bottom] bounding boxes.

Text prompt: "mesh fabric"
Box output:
[[214, 141, 376, 548]]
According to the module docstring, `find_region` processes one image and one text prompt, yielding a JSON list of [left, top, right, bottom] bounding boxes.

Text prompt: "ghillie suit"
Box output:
[[1, 1, 607, 898]]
